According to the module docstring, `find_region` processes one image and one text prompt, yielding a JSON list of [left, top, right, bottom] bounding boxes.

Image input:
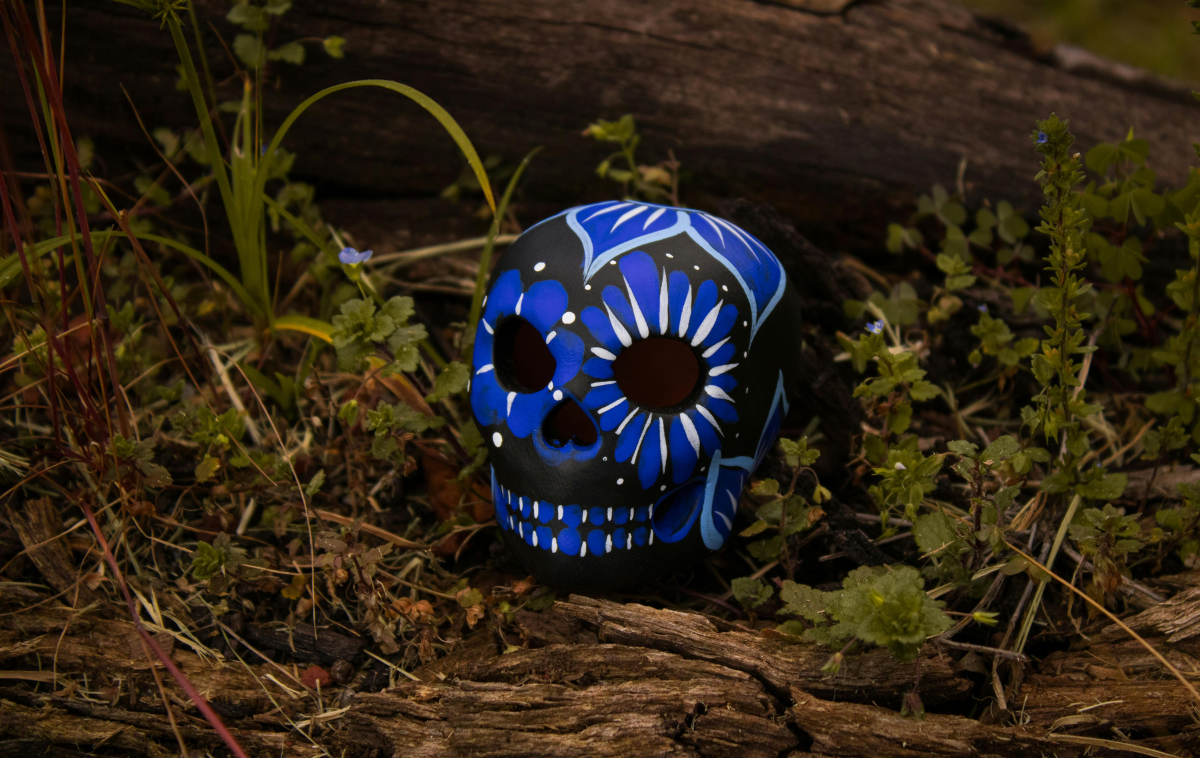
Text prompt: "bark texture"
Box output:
[[3, 592, 1198, 756], [7, 0, 1199, 250]]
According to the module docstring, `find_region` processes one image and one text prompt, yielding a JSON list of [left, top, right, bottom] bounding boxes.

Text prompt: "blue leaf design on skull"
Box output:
[[579, 251, 740, 490]]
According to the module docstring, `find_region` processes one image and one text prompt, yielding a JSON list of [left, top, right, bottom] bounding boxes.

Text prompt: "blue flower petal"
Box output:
[[483, 269, 523, 323], [615, 413, 647, 462], [618, 251, 660, 334], [470, 369, 509, 427], [687, 280, 720, 342], [581, 382, 623, 410], [580, 306, 624, 352], [638, 417, 665, 488], [557, 526, 581, 556], [705, 396, 739, 424], [602, 285, 637, 335], [688, 408, 723, 456], [701, 304, 739, 348], [521, 280, 569, 332], [547, 329, 584, 387], [583, 357, 614, 379], [710, 373, 738, 392], [669, 415, 699, 484], [668, 271, 691, 337], [704, 341, 736, 368], [508, 391, 553, 438], [586, 528, 607, 556]]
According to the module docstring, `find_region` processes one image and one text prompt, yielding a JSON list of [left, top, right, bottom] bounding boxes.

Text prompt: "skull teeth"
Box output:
[[492, 480, 656, 558]]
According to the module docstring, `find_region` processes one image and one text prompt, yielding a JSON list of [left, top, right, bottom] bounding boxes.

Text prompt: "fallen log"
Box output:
[[9, 0, 1200, 252]]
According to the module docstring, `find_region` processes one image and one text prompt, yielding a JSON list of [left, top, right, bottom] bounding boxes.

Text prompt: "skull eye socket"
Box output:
[[494, 317, 557, 392], [612, 337, 701, 410]]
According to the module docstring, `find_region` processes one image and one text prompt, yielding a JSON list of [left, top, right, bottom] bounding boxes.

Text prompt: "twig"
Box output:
[[1059, 542, 1166, 605], [933, 637, 1029, 663]]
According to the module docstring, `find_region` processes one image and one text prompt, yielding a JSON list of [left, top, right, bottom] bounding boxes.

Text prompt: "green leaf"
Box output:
[[268, 41, 305, 65], [195, 455, 221, 483], [731, 577, 773, 609], [233, 34, 265, 67], [913, 512, 959, 555], [305, 469, 326, 497], [323, 35, 346, 58], [425, 361, 469, 403], [779, 581, 830, 622], [981, 435, 1019, 463]]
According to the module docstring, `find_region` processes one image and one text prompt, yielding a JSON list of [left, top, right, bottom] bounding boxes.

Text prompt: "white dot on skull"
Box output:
[[585, 284, 592, 290], [617, 478, 624, 485], [553, 390, 563, 401], [493, 432, 503, 447], [722, 285, 728, 291], [693, 265, 700, 270], [535, 262, 546, 271], [562, 311, 576, 324]]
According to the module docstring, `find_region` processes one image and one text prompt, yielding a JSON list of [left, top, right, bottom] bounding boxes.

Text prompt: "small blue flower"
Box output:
[[1036, 131, 1048, 144], [865, 320, 884, 335], [978, 303, 988, 313], [339, 247, 373, 265]]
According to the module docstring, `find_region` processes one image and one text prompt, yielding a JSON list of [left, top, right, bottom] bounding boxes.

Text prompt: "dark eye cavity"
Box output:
[[612, 337, 701, 410], [494, 317, 556, 392]]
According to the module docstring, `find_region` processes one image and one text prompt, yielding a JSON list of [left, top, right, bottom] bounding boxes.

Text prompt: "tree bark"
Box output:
[[7, 0, 1199, 252]]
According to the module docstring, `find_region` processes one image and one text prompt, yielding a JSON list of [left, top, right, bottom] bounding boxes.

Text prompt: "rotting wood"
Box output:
[[0, 595, 1195, 756]]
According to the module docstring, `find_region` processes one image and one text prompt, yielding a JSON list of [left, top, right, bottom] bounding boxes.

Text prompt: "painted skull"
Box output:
[[470, 201, 802, 590]]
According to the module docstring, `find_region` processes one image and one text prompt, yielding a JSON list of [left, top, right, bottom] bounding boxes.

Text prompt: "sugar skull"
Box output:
[[470, 201, 803, 590]]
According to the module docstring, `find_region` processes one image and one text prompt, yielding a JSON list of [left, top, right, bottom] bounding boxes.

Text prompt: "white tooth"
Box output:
[[627, 533, 632, 549], [606, 533, 613, 553], [507, 391, 517, 415], [534, 501, 539, 520], [629, 508, 634, 521], [552, 537, 559, 553], [518, 521, 523, 537], [482, 319, 493, 335], [533, 530, 539, 547], [581, 543, 588, 558], [606, 507, 613, 522], [557, 505, 563, 521], [515, 292, 524, 315], [649, 531, 655, 545], [546, 331, 557, 344]]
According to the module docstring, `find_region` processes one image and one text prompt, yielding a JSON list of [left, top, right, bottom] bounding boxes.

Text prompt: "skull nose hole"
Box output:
[[543, 399, 598, 448], [494, 317, 557, 392], [612, 337, 701, 410]]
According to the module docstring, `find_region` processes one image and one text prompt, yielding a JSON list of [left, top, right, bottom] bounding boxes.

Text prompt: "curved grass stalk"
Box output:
[[466, 147, 542, 339], [254, 78, 496, 229], [274, 315, 335, 343]]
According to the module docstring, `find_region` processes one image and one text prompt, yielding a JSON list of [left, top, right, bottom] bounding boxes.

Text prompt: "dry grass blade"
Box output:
[[1005, 540, 1200, 707]]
